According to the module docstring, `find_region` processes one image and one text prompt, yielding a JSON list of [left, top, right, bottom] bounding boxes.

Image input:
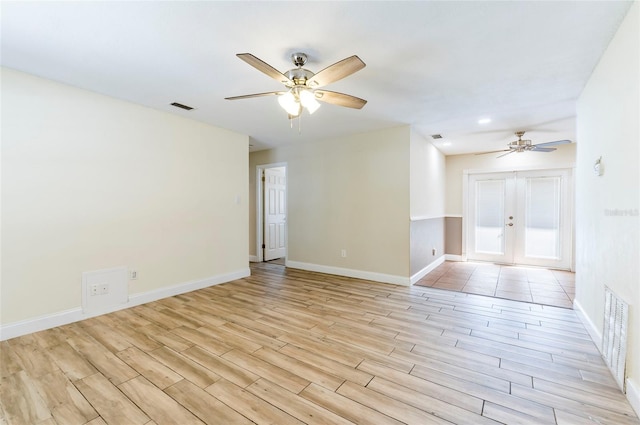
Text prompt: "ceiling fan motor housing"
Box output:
[[509, 131, 533, 151], [285, 68, 315, 87], [509, 139, 533, 149]]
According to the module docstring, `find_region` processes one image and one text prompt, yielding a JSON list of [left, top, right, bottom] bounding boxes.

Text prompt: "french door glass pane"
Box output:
[[475, 180, 505, 254], [524, 176, 561, 259]]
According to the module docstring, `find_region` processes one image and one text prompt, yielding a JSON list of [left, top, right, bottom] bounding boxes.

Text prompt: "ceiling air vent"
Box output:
[[171, 102, 194, 111], [431, 134, 443, 139]]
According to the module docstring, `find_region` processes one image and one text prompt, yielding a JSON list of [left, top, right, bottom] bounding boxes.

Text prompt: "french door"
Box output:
[[467, 169, 572, 269]]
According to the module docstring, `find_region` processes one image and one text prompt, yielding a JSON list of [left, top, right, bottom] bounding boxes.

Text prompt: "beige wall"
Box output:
[[575, 1, 639, 408], [445, 143, 576, 215], [409, 129, 447, 275], [410, 129, 446, 219], [445, 217, 463, 255], [1, 68, 249, 325], [249, 126, 411, 279]]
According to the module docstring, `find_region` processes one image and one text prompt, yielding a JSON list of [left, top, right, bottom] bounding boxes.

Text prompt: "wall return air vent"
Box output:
[[602, 286, 629, 391]]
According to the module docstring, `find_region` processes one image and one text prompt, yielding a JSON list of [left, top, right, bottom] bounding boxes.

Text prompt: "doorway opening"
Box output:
[[255, 163, 287, 264]]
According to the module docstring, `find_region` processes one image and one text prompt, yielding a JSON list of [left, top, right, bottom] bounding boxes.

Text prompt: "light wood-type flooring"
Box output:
[[1, 262, 638, 425]]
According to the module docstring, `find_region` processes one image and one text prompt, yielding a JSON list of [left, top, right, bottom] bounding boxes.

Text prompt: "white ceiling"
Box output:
[[1, 1, 632, 155]]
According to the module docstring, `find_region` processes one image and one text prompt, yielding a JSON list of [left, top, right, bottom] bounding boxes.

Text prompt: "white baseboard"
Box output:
[[249, 255, 259, 263], [127, 268, 250, 307], [626, 378, 640, 418], [0, 307, 86, 342], [286, 261, 410, 286], [445, 254, 464, 261], [559, 299, 640, 417], [573, 298, 602, 352], [0, 268, 250, 341], [410, 256, 445, 284]]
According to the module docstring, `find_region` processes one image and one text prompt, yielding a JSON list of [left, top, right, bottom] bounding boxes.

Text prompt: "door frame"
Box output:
[[462, 165, 575, 271], [255, 162, 288, 263]]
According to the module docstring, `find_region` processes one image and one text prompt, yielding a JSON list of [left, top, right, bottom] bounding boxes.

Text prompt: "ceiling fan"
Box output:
[[225, 52, 367, 118], [477, 131, 572, 158]]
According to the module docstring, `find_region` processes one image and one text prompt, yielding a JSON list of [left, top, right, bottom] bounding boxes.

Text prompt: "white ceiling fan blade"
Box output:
[[225, 91, 284, 101], [534, 139, 572, 147], [497, 150, 517, 158], [475, 149, 511, 155], [531, 147, 557, 152]]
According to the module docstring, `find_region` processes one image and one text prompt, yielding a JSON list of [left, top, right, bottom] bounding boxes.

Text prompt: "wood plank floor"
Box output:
[[1, 262, 638, 425]]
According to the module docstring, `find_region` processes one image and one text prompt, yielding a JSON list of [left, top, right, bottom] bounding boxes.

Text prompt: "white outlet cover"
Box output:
[[82, 267, 128, 314]]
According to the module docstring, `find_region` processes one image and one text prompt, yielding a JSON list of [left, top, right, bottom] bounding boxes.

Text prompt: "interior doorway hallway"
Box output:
[[415, 261, 575, 308], [265, 257, 285, 266], [255, 163, 287, 263]]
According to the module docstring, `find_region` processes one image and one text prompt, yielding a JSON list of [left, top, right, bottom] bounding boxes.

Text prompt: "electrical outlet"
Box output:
[[341, 249, 347, 258], [130, 270, 138, 280], [82, 267, 128, 313], [90, 283, 109, 296], [432, 248, 437, 256]]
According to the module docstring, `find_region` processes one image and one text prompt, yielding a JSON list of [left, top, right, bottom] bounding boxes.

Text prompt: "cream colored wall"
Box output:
[[249, 126, 411, 277], [1, 68, 249, 325], [575, 1, 639, 406], [410, 129, 446, 219], [409, 129, 447, 275], [445, 143, 576, 215]]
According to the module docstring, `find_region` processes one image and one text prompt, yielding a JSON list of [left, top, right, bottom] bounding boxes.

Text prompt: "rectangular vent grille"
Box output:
[[171, 102, 194, 111], [431, 134, 443, 139], [602, 286, 628, 391]]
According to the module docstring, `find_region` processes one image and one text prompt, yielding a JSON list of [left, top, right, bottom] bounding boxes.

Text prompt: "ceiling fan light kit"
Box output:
[[226, 51, 367, 125], [277, 85, 321, 117], [299, 89, 321, 113], [278, 90, 302, 116]]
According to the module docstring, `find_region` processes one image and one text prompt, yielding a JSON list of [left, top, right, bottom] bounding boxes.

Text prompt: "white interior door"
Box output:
[[467, 169, 572, 269], [263, 167, 287, 261]]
